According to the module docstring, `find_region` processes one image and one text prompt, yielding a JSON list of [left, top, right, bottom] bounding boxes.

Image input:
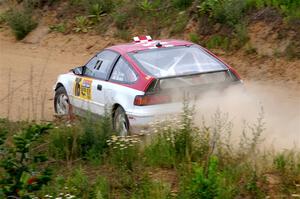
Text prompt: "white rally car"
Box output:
[[54, 36, 242, 135]]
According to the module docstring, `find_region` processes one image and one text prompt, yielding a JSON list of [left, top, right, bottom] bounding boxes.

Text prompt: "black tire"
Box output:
[[54, 86, 70, 115], [113, 106, 130, 136]]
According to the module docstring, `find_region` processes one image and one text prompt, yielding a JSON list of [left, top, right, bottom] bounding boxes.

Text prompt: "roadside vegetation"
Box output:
[[0, 0, 299, 58], [0, 1, 299, 196], [1, 103, 299, 198], [4, 9, 37, 40]]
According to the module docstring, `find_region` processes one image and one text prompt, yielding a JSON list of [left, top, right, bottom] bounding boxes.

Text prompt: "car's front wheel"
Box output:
[[113, 106, 129, 136], [54, 86, 70, 116]]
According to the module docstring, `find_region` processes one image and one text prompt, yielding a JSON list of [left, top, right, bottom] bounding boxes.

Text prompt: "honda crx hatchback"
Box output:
[[54, 36, 242, 135]]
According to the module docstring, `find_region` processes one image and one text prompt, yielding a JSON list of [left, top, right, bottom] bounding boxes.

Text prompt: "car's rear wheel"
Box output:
[[54, 86, 70, 115], [113, 106, 129, 136]]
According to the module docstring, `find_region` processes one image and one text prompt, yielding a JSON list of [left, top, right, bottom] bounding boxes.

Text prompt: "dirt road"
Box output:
[[0, 31, 96, 120], [0, 24, 132, 120]]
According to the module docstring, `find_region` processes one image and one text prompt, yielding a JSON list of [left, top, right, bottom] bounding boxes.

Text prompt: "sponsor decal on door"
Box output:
[[74, 77, 92, 100]]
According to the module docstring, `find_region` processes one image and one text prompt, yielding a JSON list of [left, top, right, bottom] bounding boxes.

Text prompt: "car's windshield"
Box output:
[[129, 45, 226, 78]]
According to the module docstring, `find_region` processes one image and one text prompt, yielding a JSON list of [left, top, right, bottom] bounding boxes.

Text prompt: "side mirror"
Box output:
[[71, 66, 84, 75]]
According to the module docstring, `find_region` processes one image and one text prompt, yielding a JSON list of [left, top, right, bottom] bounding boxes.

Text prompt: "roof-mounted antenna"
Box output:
[[156, 42, 162, 47]]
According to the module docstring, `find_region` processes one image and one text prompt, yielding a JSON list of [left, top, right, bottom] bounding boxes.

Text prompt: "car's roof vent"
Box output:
[[133, 35, 152, 43]]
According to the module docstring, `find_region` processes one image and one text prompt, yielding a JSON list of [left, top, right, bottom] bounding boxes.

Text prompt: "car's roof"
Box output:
[[107, 39, 193, 54]]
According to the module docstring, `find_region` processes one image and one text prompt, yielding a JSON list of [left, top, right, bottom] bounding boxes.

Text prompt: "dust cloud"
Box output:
[[189, 81, 300, 151]]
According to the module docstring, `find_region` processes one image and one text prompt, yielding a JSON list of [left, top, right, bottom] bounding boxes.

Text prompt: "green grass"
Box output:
[[285, 42, 300, 59], [1, 106, 299, 198], [206, 35, 231, 50], [170, 11, 189, 35], [189, 32, 200, 44], [48, 115, 113, 164], [2, 0, 299, 56], [172, 0, 194, 10], [199, 0, 300, 25], [49, 23, 66, 33], [5, 9, 38, 40]]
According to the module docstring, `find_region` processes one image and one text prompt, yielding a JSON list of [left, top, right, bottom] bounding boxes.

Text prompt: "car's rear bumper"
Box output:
[[126, 81, 245, 133], [126, 102, 183, 133]]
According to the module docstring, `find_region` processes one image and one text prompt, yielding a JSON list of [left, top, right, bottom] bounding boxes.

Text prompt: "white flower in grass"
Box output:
[[120, 146, 128, 150], [111, 135, 118, 141], [178, 124, 185, 129]]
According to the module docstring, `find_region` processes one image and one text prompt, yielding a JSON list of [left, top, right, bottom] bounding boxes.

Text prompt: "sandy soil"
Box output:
[[0, 27, 299, 149], [0, 30, 104, 121], [0, 14, 130, 120]]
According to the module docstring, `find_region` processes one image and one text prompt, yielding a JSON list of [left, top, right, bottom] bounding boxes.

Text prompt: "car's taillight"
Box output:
[[134, 94, 171, 106]]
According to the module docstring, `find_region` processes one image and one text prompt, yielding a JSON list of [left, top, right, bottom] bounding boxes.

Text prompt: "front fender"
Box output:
[[53, 73, 76, 96]]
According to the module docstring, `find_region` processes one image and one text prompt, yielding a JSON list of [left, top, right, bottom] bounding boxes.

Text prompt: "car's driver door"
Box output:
[[71, 50, 119, 115]]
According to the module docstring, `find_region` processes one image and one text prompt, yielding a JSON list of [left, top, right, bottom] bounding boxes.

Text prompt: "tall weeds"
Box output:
[[1, 102, 299, 198], [48, 114, 113, 164], [5, 9, 37, 40]]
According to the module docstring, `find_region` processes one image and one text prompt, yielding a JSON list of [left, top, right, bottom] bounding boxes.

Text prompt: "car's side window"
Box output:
[[83, 50, 119, 79], [84, 56, 98, 77], [110, 57, 138, 84], [94, 50, 119, 79]]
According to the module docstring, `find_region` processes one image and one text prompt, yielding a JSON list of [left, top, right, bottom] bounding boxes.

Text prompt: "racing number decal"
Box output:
[[74, 77, 92, 100]]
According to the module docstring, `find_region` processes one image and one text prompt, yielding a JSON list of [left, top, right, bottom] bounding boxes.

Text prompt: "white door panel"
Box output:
[[90, 79, 106, 115]]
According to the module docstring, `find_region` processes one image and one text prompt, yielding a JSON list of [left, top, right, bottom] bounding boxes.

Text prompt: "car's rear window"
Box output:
[[129, 45, 226, 78]]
